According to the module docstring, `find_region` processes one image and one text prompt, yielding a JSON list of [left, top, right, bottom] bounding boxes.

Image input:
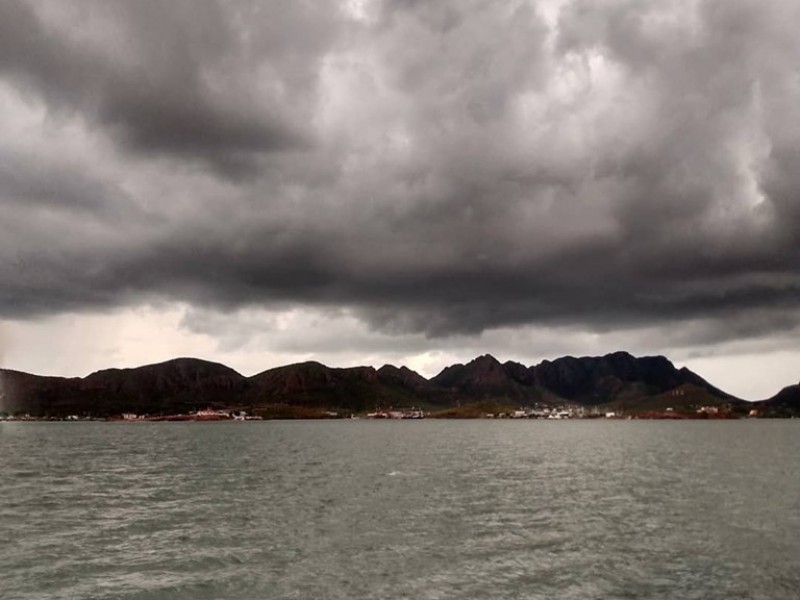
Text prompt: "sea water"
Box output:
[[2, 420, 799, 599]]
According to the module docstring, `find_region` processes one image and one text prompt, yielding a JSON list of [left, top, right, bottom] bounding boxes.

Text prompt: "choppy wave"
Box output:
[[2, 420, 799, 599]]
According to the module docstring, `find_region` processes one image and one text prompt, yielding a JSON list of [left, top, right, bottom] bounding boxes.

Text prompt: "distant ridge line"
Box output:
[[1, 351, 797, 417]]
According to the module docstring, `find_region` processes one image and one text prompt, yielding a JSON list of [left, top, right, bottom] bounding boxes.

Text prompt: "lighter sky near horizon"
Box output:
[[1, 0, 799, 400]]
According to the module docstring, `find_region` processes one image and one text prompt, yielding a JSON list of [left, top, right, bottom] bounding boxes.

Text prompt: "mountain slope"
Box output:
[[1, 358, 246, 416], [84, 357, 247, 414], [247, 362, 443, 411], [529, 351, 736, 406], [431, 354, 545, 402], [0, 370, 84, 416], [753, 383, 800, 415]]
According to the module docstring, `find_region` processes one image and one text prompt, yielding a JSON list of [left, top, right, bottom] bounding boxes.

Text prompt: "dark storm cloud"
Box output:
[[0, 0, 334, 175], [1, 0, 800, 346]]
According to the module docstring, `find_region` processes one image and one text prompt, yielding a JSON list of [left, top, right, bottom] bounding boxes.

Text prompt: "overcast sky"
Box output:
[[1, 0, 799, 399]]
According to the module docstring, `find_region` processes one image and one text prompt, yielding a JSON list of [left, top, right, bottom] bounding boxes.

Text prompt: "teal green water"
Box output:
[[2, 420, 799, 599]]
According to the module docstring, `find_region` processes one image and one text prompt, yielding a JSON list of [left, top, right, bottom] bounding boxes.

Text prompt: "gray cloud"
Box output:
[[0, 0, 336, 175], [1, 0, 799, 348]]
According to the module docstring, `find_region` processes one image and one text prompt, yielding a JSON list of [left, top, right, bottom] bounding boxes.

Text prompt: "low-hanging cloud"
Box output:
[[1, 0, 799, 349]]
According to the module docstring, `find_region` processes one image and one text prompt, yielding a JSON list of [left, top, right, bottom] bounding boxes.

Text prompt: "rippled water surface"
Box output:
[[2, 420, 799, 599]]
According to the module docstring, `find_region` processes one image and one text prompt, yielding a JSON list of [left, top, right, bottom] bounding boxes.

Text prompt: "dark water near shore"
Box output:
[[2, 420, 799, 600]]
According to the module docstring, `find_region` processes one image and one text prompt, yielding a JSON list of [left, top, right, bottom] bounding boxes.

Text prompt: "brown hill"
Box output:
[[0, 370, 84, 415], [0, 358, 245, 416], [529, 351, 735, 406], [603, 383, 742, 414], [431, 354, 546, 402], [247, 361, 442, 412], [84, 357, 247, 414], [753, 383, 800, 416], [428, 351, 738, 409]]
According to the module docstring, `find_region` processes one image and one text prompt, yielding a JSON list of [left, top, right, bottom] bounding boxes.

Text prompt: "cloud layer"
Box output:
[[1, 0, 799, 352]]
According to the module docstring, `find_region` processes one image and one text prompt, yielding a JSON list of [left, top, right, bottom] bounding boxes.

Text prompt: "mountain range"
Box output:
[[0, 351, 796, 417]]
